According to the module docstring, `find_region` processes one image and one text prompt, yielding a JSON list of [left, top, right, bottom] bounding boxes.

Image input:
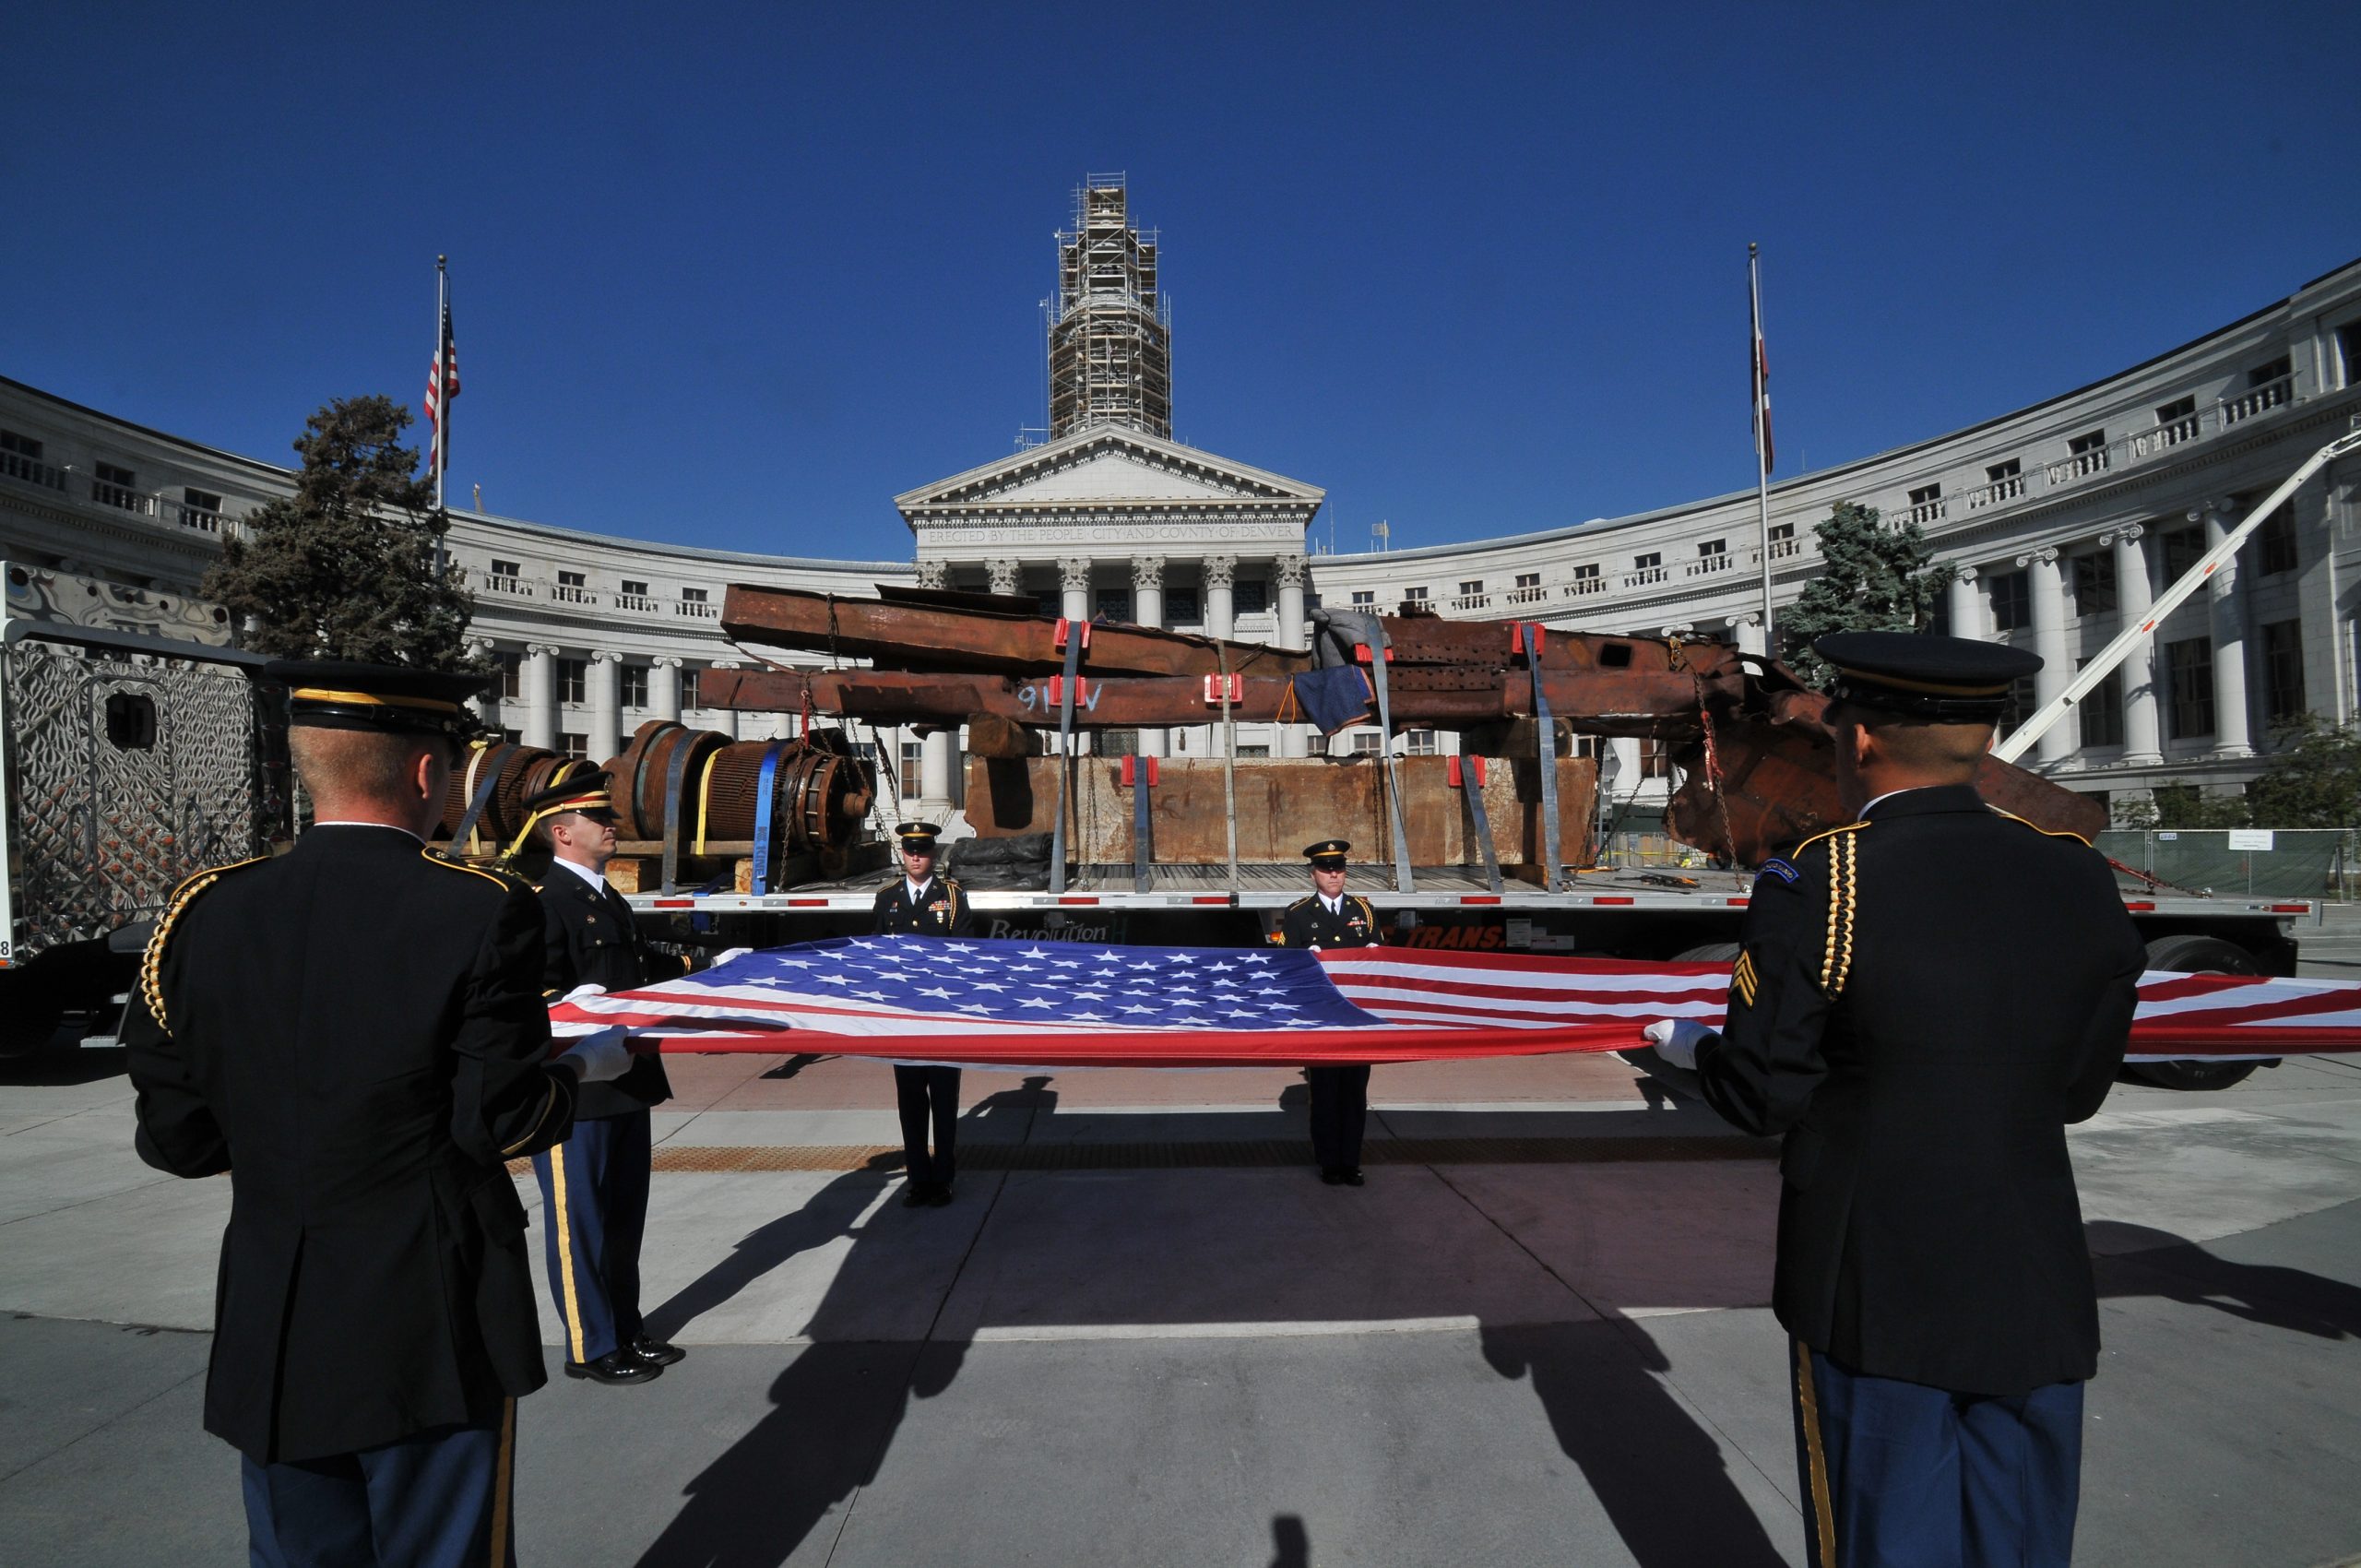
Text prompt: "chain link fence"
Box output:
[[2097, 828, 2355, 901]]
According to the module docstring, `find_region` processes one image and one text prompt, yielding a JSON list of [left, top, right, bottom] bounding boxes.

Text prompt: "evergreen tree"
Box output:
[[2112, 719, 2360, 829], [1776, 502, 1953, 686], [205, 395, 476, 666]]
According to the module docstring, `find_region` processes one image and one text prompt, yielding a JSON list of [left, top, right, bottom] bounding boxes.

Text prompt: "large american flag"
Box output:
[[546, 936, 2361, 1068], [424, 299, 459, 480]]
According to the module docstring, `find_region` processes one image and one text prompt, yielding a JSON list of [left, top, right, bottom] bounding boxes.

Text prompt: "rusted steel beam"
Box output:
[[720, 584, 1311, 679]]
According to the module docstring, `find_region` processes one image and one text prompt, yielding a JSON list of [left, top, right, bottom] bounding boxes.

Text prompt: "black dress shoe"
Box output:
[[564, 1350, 661, 1384], [901, 1182, 933, 1208], [630, 1336, 685, 1366], [1319, 1168, 1345, 1186], [1341, 1169, 1365, 1187], [927, 1183, 955, 1206]]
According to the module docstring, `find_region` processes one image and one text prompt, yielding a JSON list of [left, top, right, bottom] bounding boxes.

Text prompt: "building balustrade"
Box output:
[[478, 571, 536, 598], [1685, 552, 1735, 577], [550, 582, 595, 605], [2220, 373, 2293, 426], [616, 591, 658, 612], [674, 597, 719, 619], [89, 477, 153, 516], [1904, 497, 1947, 527], [1450, 591, 1492, 612], [1, 451, 64, 491], [1620, 565, 1669, 589], [1965, 473, 2025, 511], [174, 500, 228, 533], [1563, 576, 1608, 598], [1505, 585, 1548, 605]]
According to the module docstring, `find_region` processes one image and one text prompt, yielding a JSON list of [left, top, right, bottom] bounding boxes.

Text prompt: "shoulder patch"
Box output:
[[1758, 857, 1799, 884], [140, 854, 271, 1032], [1987, 807, 2094, 847]]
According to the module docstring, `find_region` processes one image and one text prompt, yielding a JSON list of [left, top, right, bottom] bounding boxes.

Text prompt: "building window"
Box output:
[[2162, 525, 2206, 581], [0, 429, 41, 459], [555, 569, 589, 604], [1995, 676, 2038, 740], [559, 731, 589, 760], [2068, 428, 2109, 476], [1035, 589, 1062, 617], [621, 578, 648, 597], [2077, 660, 2124, 749], [2165, 638, 2215, 739], [1572, 563, 1600, 579], [680, 668, 701, 710], [1403, 728, 1439, 755], [2338, 320, 2361, 388], [1638, 739, 1673, 779], [557, 658, 587, 705], [1515, 572, 1540, 588], [2248, 354, 2292, 387], [92, 460, 140, 510], [619, 664, 649, 708], [899, 740, 924, 800], [1987, 569, 2030, 632], [1166, 588, 1199, 621], [491, 558, 520, 578], [2256, 507, 2297, 576], [681, 586, 707, 604], [1348, 729, 1382, 754], [2155, 394, 2196, 425], [494, 650, 521, 700], [1633, 552, 1661, 570], [1699, 539, 1726, 557], [1095, 587, 1132, 623], [1459, 579, 1484, 596], [2070, 552, 2116, 617], [1907, 482, 1940, 507], [2261, 619, 2306, 724], [1234, 580, 1268, 615], [1403, 586, 1430, 602], [558, 570, 585, 587], [499, 727, 523, 746], [1350, 590, 1376, 607]]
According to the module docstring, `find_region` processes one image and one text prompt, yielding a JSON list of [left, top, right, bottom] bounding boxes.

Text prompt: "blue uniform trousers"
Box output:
[[1791, 1339, 2083, 1568], [241, 1400, 515, 1568], [531, 1111, 651, 1364], [893, 1064, 961, 1187]]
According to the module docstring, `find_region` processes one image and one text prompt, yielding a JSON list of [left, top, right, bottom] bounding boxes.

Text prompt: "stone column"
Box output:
[[651, 656, 682, 722], [921, 731, 956, 808], [1132, 556, 1167, 757], [521, 644, 557, 751], [1275, 555, 1311, 757], [1059, 556, 1093, 624], [986, 558, 1021, 598], [2018, 548, 2070, 765], [587, 651, 621, 762], [465, 638, 498, 728], [707, 660, 743, 740], [2106, 527, 2161, 764], [1725, 613, 1763, 658], [1946, 564, 1984, 642], [1203, 554, 1237, 640], [915, 559, 949, 590], [2203, 502, 2253, 758]]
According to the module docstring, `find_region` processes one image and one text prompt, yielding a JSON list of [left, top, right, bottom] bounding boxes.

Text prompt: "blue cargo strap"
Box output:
[[750, 742, 788, 895], [1519, 623, 1563, 892]]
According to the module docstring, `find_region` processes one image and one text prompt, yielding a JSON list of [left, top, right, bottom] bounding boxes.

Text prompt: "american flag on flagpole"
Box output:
[[1750, 251, 1774, 475], [547, 936, 2361, 1068], [424, 292, 459, 481]]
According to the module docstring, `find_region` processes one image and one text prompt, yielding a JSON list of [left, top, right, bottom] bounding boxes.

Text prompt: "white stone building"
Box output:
[[5, 233, 2359, 830]]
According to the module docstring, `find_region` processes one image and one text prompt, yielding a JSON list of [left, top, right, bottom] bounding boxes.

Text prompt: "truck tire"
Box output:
[[2123, 934, 2267, 1091], [1672, 942, 1742, 964]]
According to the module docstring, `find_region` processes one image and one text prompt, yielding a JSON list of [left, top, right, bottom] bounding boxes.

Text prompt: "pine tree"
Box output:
[[204, 395, 476, 667], [1776, 502, 1953, 686]]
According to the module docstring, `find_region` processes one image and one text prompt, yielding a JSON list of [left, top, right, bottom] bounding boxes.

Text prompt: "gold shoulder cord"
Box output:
[[1817, 830, 1859, 997], [139, 856, 269, 1031], [1987, 806, 2094, 846], [421, 848, 525, 892]]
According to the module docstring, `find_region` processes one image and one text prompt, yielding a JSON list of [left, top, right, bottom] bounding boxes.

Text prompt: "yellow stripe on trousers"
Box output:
[[488, 1397, 516, 1568], [1794, 1339, 1839, 1568], [550, 1145, 587, 1363]]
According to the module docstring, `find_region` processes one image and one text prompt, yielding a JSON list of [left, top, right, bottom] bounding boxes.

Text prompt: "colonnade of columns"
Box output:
[[488, 645, 774, 757], [1944, 498, 2251, 769]]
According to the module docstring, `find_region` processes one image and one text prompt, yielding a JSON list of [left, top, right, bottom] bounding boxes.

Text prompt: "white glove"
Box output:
[[563, 983, 608, 1002], [557, 1027, 634, 1084], [713, 947, 753, 965], [1642, 1018, 1718, 1071]]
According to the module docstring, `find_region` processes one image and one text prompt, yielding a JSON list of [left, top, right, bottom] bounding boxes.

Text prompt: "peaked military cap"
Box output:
[[1815, 632, 2042, 723], [520, 769, 616, 822], [1303, 838, 1351, 868], [895, 821, 943, 852], [266, 659, 486, 740]]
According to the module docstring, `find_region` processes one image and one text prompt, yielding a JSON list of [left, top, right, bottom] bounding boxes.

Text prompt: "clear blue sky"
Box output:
[[9, 3, 2355, 563]]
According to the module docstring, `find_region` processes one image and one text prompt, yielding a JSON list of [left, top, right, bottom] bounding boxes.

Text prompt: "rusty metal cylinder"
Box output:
[[438, 742, 600, 852], [605, 719, 873, 852]]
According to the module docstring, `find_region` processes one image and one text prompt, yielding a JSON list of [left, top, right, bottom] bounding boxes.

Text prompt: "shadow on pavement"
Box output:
[[0, 1040, 125, 1086], [2090, 1218, 2361, 1338], [631, 1075, 1791, 1568]]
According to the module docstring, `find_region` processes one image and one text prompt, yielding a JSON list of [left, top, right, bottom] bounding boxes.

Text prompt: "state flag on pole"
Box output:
[[424, 299, 460, 479], [1750, 255, 1774, 475]]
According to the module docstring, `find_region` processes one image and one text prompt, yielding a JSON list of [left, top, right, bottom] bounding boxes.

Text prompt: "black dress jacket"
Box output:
[[1277, 893, 1382, 950], [538, 862, 679, 1119], [871, 875, 975, 937], [1696, 784, 2145, 1396], [125, 826, 577, 1462]]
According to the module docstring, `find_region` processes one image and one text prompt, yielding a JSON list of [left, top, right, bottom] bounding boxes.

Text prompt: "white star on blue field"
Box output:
[[699, 935, 1379, 1029]]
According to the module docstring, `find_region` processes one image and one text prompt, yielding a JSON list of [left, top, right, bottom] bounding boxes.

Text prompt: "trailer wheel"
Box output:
[[1672, 942, 1742, 964], [2123, 934, 2267, 1091]]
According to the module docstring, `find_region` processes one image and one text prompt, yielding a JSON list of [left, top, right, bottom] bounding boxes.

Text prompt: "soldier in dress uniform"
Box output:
[[1644, 632, 2146, 1568], [870, 821, 975, 1206], [515, 771, 694, 1386], [1276, 838, 1383, 1185], [123, 660, 635, 1568]]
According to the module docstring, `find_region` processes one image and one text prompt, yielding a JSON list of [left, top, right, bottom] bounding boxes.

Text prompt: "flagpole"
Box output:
[[1750, 244, 1775, 656], [433, 255, 448, 515]]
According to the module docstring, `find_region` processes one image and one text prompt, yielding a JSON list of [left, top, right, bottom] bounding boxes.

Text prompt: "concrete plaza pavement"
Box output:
[[6, 924, 2361, 1566]]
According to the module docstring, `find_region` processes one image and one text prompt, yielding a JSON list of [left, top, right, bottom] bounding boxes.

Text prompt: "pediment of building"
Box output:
[[896, 425, 1323, 514]]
